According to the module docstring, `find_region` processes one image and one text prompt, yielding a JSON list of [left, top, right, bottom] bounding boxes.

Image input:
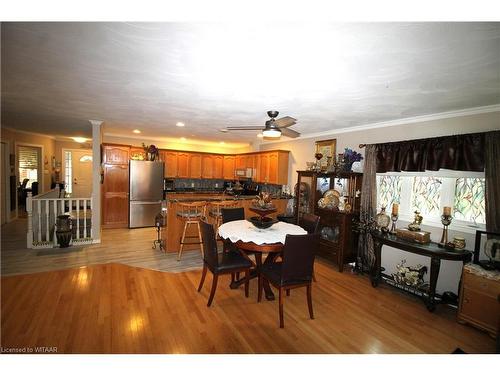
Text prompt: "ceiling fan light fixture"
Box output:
[[262, 128, 281, 138]]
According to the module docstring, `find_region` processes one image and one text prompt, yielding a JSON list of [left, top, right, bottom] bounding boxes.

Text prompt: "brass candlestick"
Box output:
[[440, 214, 452, 244], [390, 214, 398, 233]]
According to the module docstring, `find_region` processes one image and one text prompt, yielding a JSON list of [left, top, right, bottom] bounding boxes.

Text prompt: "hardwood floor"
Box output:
[[1, 262, 495, 353], [1, 218, 203, 276]]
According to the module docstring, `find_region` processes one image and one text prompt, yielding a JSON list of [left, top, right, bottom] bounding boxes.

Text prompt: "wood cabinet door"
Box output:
[[163, 151, 178, 178], [235, 155, 245, 170], [213, 155, 224, 179], [130, 147, 146, 161], [103, 193, 129, 227], [103, 164, 129, 193], [201, 155, 214, 178], [268, 152, 279, 184], [259, 153, 270, 183], [177, 152, 190, 178], [103, 145, 130, 164], [223, 156, 235, 180], [189, 153, 202, 178]]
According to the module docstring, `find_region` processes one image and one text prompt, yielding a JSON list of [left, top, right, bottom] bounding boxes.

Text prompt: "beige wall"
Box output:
[[259, 111, 500, 188], [1, 127, 56, 193], [103, 135, 254, 154]]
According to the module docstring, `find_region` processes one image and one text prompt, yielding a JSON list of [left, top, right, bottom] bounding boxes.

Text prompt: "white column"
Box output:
[[90, 120, 103, 243]]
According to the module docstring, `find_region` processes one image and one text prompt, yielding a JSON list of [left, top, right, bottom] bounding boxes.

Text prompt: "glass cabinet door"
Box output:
[[296, 174, 314, 219]]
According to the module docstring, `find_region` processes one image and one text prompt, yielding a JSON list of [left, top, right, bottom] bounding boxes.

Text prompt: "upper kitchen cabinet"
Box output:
[[102, 144, 130, 165], [223, 155, 236, 180], [177, 152, 190, 178], [130, 147, 146, 161], [201, 154, 214, 179], [162, 151, 178, 178], [189, 153, 202, 178], [213, 155, 224, 179], [255, 151, 289, 185]]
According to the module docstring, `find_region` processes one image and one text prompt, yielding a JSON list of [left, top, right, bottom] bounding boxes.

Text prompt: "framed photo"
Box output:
[[315, 139, 337, 169]]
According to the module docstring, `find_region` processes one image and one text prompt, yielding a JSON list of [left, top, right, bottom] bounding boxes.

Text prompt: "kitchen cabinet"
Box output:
[[130, 147, 146, 161], [201, 155, 214, 178], [213, 155, 224, 179], [102, 163, 129, 228], [458, 265, 500, 337], [162, 151, 178, 178], [102, 145, 130, 165], [177, 152, 190, 178], [189, 153, 202, 178], [255, 151, 289, 185], [235, 155, 246, 170], [223, 155, 235, 180]]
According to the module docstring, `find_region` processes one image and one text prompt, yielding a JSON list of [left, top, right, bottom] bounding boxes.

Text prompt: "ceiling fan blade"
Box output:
[[281, 128, 300, 138], [275, 116, 297, 128], [224, 126, 263, 131]]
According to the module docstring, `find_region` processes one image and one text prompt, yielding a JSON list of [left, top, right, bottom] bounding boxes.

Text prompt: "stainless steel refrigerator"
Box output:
[[129, 160, 165, 228]]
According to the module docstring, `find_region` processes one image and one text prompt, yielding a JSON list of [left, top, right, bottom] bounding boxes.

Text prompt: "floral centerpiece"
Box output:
[[142, 143, 159, 161], [342, 148, 363, 171]]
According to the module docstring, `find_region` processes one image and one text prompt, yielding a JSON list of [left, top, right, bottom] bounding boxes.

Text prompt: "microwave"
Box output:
[[235, 168, 253, 178]]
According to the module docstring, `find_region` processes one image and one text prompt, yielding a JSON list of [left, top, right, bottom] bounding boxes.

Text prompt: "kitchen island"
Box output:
[[163, 192, 290, 253]]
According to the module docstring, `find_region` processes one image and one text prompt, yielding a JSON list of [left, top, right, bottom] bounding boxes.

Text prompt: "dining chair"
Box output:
[[299, 213, 320, 234], [298, 213, 320, 282], [197, 220, 252, 307], [221, 207, 246, 283], [258, 233, 320, 328]]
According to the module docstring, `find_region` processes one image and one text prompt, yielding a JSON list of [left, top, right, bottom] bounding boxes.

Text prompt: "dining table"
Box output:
[[218, 219, 307, 300]]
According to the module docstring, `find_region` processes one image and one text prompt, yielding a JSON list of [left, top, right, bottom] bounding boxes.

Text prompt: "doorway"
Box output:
[[16, 144, 42, 214], [63, 149, 93, 197], [1, 141, 9, 225]]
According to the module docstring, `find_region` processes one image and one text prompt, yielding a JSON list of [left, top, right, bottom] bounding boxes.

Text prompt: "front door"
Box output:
[[71, 150, 93, 197]]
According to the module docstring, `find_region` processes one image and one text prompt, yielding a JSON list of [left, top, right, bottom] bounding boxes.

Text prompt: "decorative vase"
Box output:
[[56, 214, 72, 248], [375, 207, 391, 232]]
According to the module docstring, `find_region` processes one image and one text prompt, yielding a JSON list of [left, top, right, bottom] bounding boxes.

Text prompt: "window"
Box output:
[[377, 172, 486, 228], [64, 151, 72, 194], [18, 146, 40, 189]]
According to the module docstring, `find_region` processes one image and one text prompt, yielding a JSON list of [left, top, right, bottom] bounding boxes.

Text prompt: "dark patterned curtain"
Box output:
[[356, 144, 377, 272], [376, 132, 485, 173], [485, 130, 500, 233]]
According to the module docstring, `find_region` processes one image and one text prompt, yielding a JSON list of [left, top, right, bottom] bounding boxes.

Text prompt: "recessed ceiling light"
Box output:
[[180, 137, 186, 141], [133, 129, 141, 134], [72, 137, 87, 143], [176, 122, 185, 127], [219, 128, 228, 133], [256, 133, 264, 138]]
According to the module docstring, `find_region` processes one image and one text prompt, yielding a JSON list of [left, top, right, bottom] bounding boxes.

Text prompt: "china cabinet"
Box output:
[[294, 170, 362, 271]]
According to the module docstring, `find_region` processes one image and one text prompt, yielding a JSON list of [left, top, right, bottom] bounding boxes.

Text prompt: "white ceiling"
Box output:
[[1, 22, 499, 145]]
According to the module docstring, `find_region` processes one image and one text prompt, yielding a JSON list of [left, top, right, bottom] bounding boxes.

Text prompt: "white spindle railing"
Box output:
[[26, 188, 94, 249]]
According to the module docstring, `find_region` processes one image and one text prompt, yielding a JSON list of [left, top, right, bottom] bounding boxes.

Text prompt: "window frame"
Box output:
[[376, 170, 486, 234]]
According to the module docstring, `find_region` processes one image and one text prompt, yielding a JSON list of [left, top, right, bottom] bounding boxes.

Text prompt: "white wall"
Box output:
[[259, 109, 500, 294]]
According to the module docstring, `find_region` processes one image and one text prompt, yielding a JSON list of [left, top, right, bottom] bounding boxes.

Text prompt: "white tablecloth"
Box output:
[[218, 219, 307, 245]]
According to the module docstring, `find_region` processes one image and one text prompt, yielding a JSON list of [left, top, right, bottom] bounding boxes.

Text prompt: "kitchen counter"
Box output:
[[162, 194, 290, 254]]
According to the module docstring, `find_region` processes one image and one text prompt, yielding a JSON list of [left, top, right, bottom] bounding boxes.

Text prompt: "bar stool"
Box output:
[[177, 201, 207, 261], [207, 200, 239, 238]]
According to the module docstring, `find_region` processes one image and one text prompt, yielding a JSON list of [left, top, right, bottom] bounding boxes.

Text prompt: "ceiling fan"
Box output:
[[220, 111, 300, 138]]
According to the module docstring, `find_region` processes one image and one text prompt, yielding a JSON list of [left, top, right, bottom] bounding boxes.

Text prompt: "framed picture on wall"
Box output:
[[315, 139, 337, 170]]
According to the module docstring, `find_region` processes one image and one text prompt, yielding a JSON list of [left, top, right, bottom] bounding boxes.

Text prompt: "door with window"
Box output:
[[64, 150, 93, 197]]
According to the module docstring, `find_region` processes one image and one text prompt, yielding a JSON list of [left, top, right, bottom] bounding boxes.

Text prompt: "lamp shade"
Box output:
[[262, 128, 281, 138]]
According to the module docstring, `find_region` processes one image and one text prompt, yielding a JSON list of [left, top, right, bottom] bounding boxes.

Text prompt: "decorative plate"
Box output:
[[324, 189, 340, 199]]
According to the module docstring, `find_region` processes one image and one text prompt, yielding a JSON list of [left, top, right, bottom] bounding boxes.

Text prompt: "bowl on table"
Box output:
[[248, 216, 277, 229]]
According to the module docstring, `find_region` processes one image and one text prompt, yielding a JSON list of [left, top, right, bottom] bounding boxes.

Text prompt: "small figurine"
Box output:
[[408, 210, 423, 232]]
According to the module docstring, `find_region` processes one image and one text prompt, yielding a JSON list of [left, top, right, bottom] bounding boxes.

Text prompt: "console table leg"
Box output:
[[370, 236, 382, 287], [426, 257, 441, 312]]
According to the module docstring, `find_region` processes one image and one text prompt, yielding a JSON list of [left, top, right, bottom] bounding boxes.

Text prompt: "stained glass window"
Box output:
[[411, 177, 442, 216], [377, 175, 402, 209], [454, 178, 486, 224]]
